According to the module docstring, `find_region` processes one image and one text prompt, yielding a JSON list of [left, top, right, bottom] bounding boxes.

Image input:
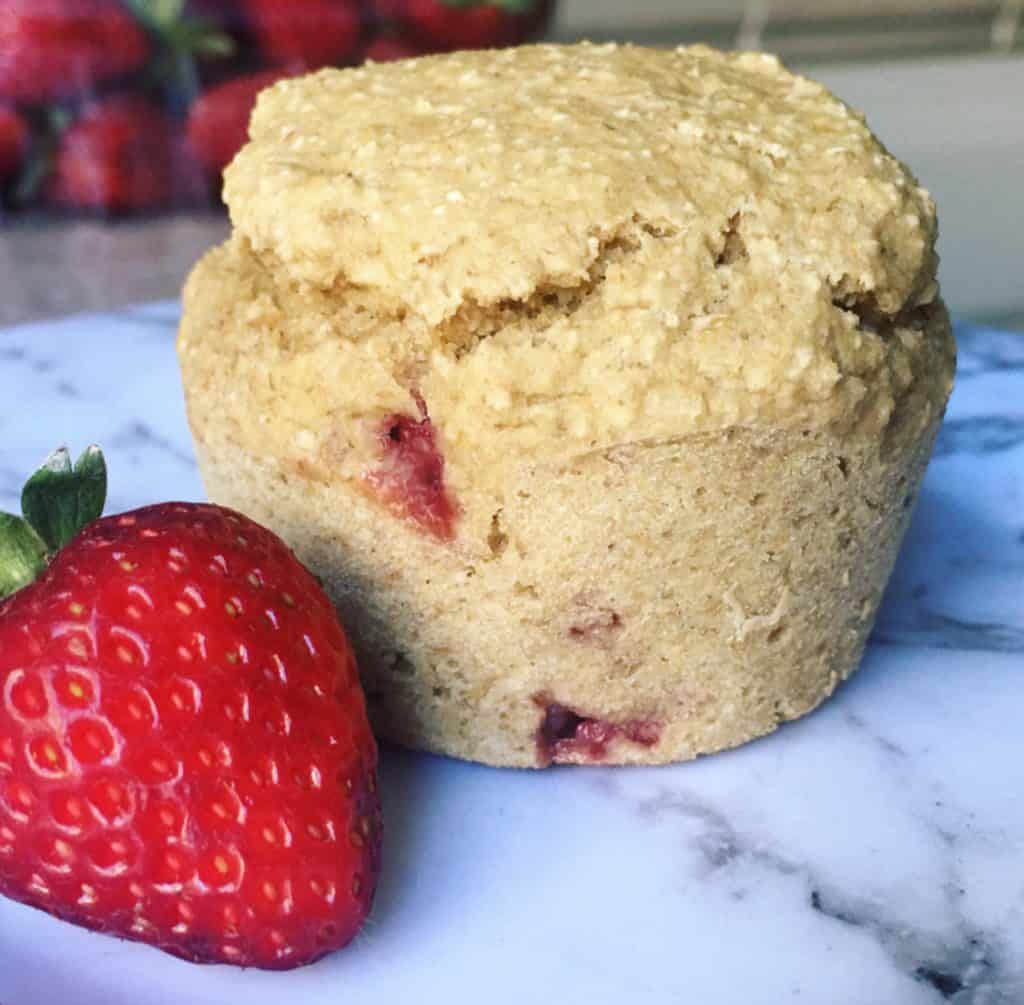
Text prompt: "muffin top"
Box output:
[[226, 43, 935, 324], [185, 44, 953, 510]]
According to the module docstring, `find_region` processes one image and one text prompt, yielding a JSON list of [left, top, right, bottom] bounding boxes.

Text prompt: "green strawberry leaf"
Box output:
[[21, 445, 107, 553], [133, 1, 235, 105], [188, 29, 236, 58], [124, 0, 187, 30], [9, 151, 52, 208], [0, 513, 47, 601], [9, 107, 70, 209], [166, 17, 235, 53], [155, 0, 187, 25]]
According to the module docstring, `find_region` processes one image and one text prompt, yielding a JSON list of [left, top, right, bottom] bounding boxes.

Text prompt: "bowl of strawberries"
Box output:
[[0, 0, 555, 216]]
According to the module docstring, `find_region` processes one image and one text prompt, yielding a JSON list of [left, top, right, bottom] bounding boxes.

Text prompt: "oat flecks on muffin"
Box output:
[[179, 43, 955, 768]]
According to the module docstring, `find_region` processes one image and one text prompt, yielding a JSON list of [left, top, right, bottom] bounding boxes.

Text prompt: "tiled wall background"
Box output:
[[556, 1, 1023, 58]]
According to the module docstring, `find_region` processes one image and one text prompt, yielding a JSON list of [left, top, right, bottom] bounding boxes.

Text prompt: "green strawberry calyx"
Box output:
[[122, 0, 235, 108], [124, 0, 234, 57], [0, 446, 107, 600]]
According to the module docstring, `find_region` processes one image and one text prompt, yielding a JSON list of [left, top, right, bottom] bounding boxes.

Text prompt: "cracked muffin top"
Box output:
[[185, 43, 953, 500], [227, 42, 934, 323]]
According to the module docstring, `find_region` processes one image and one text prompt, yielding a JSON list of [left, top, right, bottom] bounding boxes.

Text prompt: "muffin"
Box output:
[[178, 43, 955, 768]]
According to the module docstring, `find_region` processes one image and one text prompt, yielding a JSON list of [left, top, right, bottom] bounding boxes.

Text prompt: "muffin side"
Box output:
[[189, 409, 943, 767]]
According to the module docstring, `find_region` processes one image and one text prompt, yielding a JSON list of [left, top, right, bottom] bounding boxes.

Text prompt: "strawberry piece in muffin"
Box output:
[[364, 398, 459, 542]]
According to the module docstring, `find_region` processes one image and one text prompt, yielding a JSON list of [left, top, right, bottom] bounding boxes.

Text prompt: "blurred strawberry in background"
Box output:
[[363, 34, 424, 63], [0, 105, 29, 184], [47, 97, 204, 212], [0, 0, 149, 104], [0, 0, 554, 215], [242, 0, 362, 70], [186, 69, 288, 180], [382, 0, 551, 51]]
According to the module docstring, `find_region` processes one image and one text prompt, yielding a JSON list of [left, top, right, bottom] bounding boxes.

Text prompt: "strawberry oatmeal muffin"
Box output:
[[178, 43, 954, 767]]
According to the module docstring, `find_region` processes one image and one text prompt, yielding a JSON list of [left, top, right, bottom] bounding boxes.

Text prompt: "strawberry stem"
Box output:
[[0, 445, 107, 600]]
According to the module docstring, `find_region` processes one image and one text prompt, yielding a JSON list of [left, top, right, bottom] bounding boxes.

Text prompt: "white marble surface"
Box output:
[[0, 305, 1022, 1005]]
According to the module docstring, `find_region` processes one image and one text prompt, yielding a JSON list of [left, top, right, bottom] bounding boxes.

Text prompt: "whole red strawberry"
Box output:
[[0, 0, 149, 105], [0, 104, 28, 183], [241, 0, 361, 70], [186, 70, 288, 181], [0, 447, 380, 969], [47, 98, 203, 214], [382, 0, 549, 51]]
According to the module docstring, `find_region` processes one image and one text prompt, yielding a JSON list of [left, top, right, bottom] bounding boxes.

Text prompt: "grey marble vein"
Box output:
[[954, 326, 1024, 379], [809, 888, 1014, 1004], [934, 416, 1024, 458], [613, 777, 1023, 1004], [108, 420, 198, 469], [873, 610, 1024, 652]]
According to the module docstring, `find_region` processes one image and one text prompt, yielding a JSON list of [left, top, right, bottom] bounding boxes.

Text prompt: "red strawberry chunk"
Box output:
[[568, 609, 623, 640], [365, 399, 460, 541], [534, 696, 660, 766]]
